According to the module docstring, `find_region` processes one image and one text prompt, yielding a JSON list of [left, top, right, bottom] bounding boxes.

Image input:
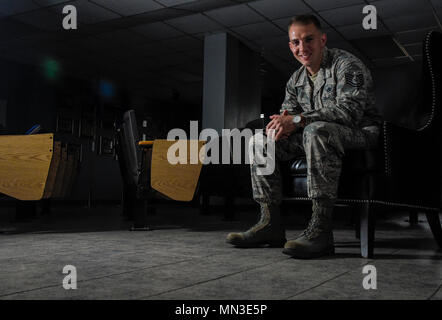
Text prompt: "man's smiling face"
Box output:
[[288, 22, 327, 74]]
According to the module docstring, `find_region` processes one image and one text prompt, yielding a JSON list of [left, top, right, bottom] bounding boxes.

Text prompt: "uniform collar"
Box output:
[[294, 47, 332, 87]]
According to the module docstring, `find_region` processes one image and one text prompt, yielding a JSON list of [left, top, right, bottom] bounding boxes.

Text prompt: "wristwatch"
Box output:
[[293, 115, 305, 127]]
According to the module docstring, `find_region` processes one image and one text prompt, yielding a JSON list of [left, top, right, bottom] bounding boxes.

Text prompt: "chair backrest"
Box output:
[[116, 110, 140, 187], [419, 30, 442, 131], [373, 63, 422, 128], [381, 31, 441, 209], [373, 31, 442, 131]]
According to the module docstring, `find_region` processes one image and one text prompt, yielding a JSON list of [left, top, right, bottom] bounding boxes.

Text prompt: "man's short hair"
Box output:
[[288, 15, 323, 32]]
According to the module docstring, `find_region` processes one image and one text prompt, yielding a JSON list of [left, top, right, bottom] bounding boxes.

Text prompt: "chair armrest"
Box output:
[[138, 140, 154, 147]]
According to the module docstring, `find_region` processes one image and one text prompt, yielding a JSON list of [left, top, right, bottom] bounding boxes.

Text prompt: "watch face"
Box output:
[[294, 115, 301, 123]]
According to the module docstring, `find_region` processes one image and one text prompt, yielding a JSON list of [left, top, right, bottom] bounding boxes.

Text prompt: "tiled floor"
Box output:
[[0, 203, 441, 300]]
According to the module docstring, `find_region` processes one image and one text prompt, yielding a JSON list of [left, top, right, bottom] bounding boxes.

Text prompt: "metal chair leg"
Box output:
[[360, 203, 375, 258]]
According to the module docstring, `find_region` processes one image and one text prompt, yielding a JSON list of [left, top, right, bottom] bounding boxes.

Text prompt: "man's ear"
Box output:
[[321, 32, 327, 46]]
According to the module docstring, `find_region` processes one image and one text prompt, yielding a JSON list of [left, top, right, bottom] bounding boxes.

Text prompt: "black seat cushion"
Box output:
[[283, 144, 385, 199], [288, 147, 383, 176]]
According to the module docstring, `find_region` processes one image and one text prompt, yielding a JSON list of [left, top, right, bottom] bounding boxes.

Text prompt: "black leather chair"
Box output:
[[275, 30, 442, 258], [382, 31, 442, 248]]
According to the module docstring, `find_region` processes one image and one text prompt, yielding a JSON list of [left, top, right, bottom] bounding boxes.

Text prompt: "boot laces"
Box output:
[[301, 214, 321, 239], [301, 206, 331, 240]]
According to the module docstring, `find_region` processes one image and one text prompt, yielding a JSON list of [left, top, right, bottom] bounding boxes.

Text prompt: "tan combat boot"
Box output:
[[226, 203, 286, 247], [283, 201, 335, 258]]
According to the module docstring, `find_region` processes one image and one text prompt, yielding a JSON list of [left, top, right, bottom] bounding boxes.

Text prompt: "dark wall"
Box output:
[[0, 59, 122, 203], [0, 60, 55, 135]]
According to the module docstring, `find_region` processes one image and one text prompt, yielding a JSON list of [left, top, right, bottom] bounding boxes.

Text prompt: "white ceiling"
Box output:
[[0, 0, 441, 102]]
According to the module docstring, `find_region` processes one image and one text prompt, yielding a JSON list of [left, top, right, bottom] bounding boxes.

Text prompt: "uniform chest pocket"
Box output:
[[322, 82, 336, 103]]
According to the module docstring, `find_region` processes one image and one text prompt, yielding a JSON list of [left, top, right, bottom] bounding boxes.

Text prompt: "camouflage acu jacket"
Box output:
[[281, 47, 382, 130]]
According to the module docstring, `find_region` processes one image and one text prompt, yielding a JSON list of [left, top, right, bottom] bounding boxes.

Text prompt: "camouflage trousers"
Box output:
[[250, 121, 379, 204]]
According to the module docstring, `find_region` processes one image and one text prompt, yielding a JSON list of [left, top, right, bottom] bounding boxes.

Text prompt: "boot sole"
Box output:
[[282, 247, 335, 259], [226, 239, 287, 248]]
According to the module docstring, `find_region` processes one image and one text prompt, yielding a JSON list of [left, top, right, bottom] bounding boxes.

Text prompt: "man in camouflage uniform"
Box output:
[[226, 14, 382, 258]]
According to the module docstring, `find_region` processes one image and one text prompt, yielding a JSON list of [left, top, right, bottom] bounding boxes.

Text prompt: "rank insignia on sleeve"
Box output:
[[345, 70, 364, 88]]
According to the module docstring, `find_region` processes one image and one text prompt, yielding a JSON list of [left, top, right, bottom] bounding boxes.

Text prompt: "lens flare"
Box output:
[[99, 80, 114, 98], [43, 59, 60, 80]]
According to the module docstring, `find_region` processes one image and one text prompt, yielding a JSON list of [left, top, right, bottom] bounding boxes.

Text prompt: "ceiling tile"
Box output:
[[89, 0, 164, 16], [371, 56, 411, 68], [205, 4, 265, 27], [430, 0, 442, 10], [166, 13, 224, 34], [95, 29, 150, 48], [12, 9, 63, 31], [256, 35, 288, 49], [192, 32, 206, 40], [273, 15, 331, 31], [351, 35, 403, 59], [131, 21, 185, 40], [403, 42, 422, 56], [231, 21, 284, 40], [173, 0, 236, 12], [430, 0, 442, 19], [336, 23, 390, 40], [304, 0, 365, 11], [0, 0, 39, 15], [111, 7, 183, 26], [156, 0, 198, 6], [140, 42, 177, 56], [369, 0, 433, 20], [319, 4, 366, 27], [249, 0, 311, 20], [321, 28, 346, 43], [411, 54, 422, 61], [49, 0, 121, 24], [383, 12, 438, 33], [437, 12, 442, 24], [395, 27, 437, 44], [34, 0, 71, 6], [265, 44, 292, 61]]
